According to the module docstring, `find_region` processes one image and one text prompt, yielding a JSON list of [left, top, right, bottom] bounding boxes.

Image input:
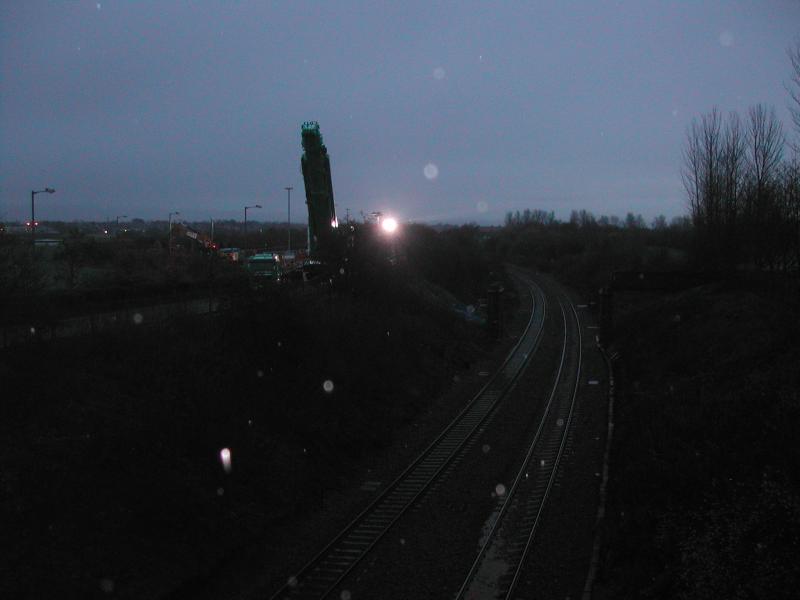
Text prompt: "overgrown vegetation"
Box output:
[[598, 283, 800, 599], [494, 209, 693, 296], [0, 222, 500, 597]]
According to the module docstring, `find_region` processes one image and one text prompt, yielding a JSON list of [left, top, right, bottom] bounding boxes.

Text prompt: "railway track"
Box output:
[[269, 274, 548, 600], [456, 284, 583, 599]]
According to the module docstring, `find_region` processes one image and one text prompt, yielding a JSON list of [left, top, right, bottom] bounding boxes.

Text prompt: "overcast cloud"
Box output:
[[2, 1, 798, 224]]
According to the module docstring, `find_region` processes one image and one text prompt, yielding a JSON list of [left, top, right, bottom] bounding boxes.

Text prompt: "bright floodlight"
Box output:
[[381, 217, 398, 233]]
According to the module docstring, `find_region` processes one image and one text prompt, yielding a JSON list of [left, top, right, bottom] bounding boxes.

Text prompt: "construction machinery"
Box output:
[[300, 121, 338, 256], [170, 222, 218, 253], [245, 252, 282, 287]]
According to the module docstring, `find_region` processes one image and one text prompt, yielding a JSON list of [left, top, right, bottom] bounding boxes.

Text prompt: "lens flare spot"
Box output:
[[495, 483, 507, 497], [719, 30, 734, 47], [556, 418, 564, 427], [482, 444, 491, 454], [423, 163, 439, 180], [539, 459, 546, 467], [220, 448, 232, 473], [133, 313, 143, 325], [29, 327, 36, 335], [323, 380, 334, 393]]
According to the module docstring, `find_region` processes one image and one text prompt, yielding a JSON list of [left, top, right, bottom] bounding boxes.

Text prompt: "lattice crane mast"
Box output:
[[300, 121, 338, 256]]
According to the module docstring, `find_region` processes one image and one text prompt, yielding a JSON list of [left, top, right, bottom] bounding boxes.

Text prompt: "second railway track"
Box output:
[[456, 283, 583, 599], [269, 273, 549, 600]]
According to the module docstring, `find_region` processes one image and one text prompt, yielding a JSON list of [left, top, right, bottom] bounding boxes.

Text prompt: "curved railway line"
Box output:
[[269, 273, 549, 600], [456, 286, 583, 599]]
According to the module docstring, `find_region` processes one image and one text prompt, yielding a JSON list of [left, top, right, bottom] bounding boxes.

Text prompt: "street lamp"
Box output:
[[168, 211, 180, 252], [244, 204, 261, 241], [285, 187, 293, 252], [30, 187, 55, 244]]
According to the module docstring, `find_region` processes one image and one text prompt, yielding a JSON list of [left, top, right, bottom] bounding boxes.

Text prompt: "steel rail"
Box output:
[[505, 295, 582, 598], [268, 275, 547, 600], [454, 284, 583, 600]]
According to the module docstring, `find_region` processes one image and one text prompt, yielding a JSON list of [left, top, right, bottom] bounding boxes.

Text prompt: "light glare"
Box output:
[[220, 447, 232, 473], [381, 217, 398, 233]]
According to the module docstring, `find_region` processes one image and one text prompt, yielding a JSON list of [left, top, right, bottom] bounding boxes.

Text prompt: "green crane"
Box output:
[[300, 121, 338, 255]]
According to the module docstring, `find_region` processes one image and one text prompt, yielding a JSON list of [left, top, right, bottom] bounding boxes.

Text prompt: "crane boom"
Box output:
[[300, 121, 337, 255]]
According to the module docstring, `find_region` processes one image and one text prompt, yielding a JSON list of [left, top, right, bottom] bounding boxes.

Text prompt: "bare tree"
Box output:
[[787, 40, 800, 151], [746, 104, 785, 197], [721, 112, 747, 227], [651, 214, 668, 229], [682, 108, 724, 232], [744, 104, 785, 267]]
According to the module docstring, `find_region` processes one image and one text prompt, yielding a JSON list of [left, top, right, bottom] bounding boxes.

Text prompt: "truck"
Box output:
[[245, 252, 282, 286]]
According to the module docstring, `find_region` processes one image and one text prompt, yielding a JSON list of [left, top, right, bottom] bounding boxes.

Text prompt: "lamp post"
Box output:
[[244, 204, 261, 243], [30, 187, 55, 244], [285, 186, 293, 252], [168, 211, 180, 253]]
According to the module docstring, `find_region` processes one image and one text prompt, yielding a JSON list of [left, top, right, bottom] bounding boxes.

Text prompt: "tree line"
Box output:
[[682, 43, 800, 272]]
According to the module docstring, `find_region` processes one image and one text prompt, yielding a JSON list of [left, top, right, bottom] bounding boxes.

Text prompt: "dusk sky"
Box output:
[[2, 1, 798, 225]]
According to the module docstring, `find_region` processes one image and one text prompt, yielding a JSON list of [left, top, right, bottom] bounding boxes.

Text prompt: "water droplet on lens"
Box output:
[[495, 483, 506, 496], [423, 163, 439, 180], [323, 380, 334, 393], [133, 313, 143, 325], [220, 448, 232, 473], [482, 444, 490, 454]]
